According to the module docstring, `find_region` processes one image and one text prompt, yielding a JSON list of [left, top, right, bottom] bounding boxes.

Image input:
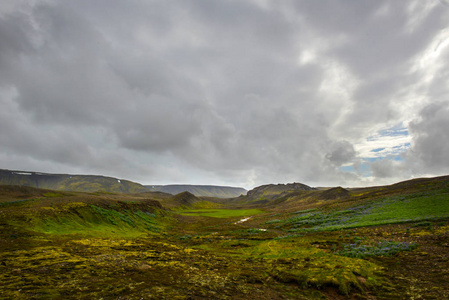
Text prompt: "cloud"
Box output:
[[370, 158, 411, 179], [0, 1, 448, 188], [406, 102, 449, 175], [326, 141, 356, 166]]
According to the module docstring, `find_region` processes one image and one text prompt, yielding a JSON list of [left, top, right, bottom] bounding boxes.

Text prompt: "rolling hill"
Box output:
[[0, 169, 148, 193], [0, 173, 448, 299], [231, 182, 316, 205], [145, 184, 247, 198]]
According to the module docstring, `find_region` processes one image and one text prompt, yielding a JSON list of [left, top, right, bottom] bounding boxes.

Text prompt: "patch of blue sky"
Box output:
[[356, 123, 411, 160], [392, 155, 404, 161], [393, 143, 410, 149], [366, 124, 409, 142], [365, 156, 404, 162], [347, 123, 412, 178], [341, 165, 354, 172], [357, 163, 371, 177], [340, 159, 372, 177], [340, 164, 371, 178], [340, 156, 403, 178], [378, 127, 409, 137], [365, 157, 379, 163]]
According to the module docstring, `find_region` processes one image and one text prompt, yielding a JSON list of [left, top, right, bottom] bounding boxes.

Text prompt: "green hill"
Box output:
[[156, 191, 221, 209], [0, 169, 148, 193], [1, 174, 449, 299], [145, 184, 247, 198], [232, 182, 316, 205]]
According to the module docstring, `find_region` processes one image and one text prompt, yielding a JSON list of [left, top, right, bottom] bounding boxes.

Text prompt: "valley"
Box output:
[[0, 176, 448, 299]]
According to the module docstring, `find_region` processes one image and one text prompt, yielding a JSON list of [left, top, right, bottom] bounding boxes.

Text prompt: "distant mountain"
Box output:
[[0, 169, 148, 193], [154, 191, 221, 209], [233, 182, 316, 205], [247, 182, 315, 200], [145, 184, 247, 198], [171, 191, 200, 206]]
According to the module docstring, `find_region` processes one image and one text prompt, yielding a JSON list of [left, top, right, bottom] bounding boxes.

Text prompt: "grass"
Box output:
[[1, 176, 449, 299], [26, 203, 163, 237], [269, 191, 449, 233], [352, 193, 449, 225], [42, 192, 66, 198], [177, 208, 264, 218], [193, 234, 383, 295], [0, 198, 35, 207], [338, 240, 418, 259]]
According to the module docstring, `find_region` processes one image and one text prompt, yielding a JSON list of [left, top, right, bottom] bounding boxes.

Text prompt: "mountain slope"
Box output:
[[318, 186, 350, 200], [170, 191, 202, 207], [1, 175, 449, 299], [145, 184, 247, 198], [0, 169, 148, 193], [156, 191, 220, 209], [234, 182, 316, 205]]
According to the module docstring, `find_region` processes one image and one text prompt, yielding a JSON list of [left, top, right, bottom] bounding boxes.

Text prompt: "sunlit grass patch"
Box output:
[[177, 208, 264, 218], [28, 205, 163, 237], [276, 191, 449, 233], [350, 193, 449, 226]]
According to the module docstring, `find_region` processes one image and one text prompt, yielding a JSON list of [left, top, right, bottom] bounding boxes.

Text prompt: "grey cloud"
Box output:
[[371, 159, 399, 178], [326, 141, 356, 166], [113, 96, 206, 152], [1, 1, 448, 188], [326, 1, 449, 139], [315, 1, 445, 78], [407, 102, 449, 174]]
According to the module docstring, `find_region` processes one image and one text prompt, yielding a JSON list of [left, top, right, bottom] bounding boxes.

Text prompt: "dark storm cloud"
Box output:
[[0, 0, 448, 188]]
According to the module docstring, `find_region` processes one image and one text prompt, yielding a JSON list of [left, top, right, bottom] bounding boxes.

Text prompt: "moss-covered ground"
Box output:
[[0, 183, 448, 299], [177, 208, 264, 218]]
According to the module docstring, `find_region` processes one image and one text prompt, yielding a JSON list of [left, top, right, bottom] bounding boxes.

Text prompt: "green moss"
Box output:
[[338, 240, 418, 258], [177, 208, 264, 218], [2, 178, 448, 299], [24, 204, 163, 237], [42, 192, 65, 198], [280, 192, 449, 233]]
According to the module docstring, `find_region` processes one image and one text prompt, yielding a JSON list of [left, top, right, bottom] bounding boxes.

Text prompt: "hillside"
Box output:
[[0, 169, 148, 193], [145, 184, 247, 198], [155, 191, 221, 209], [232, 182, 316, 205], [0, 175, 448, 299]]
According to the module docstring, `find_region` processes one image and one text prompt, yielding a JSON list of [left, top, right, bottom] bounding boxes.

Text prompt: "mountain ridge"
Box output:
[[0, 169, 148, 194], [145, 184, 247, 198], [235, 182, 316, 205]]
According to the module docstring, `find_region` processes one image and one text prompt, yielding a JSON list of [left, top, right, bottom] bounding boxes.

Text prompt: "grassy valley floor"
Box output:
[[0, 182, 448, 299]]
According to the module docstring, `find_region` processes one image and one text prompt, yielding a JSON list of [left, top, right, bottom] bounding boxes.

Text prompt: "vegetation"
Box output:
[[260, 190, 449, 233], [338, 240, 418, 258], [178, 208, 264, 218], [145, 184, 247, 198], [0, 175, 449, 299], [0, 169, 149, 193]]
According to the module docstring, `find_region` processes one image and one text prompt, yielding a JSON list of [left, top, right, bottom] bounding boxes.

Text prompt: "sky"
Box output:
[[1, 0, 449, 189]]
